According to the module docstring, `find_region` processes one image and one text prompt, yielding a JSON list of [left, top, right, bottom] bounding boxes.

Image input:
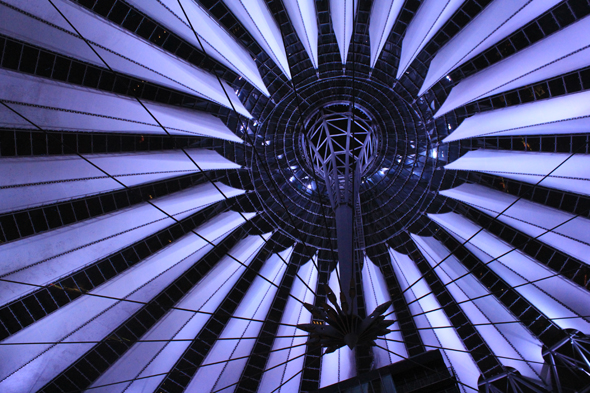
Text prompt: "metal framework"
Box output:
[[543, 330, 590, 393], [1, 0, 590, 392], [302, 102, 378, 209], [300, 102, 379, 301]]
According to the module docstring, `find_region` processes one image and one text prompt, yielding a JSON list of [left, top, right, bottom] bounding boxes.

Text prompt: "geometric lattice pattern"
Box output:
[[1, 1, 590, 393]]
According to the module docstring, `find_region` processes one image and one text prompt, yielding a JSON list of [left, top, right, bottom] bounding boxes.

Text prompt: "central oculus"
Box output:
[[301, 102, 379, 181]]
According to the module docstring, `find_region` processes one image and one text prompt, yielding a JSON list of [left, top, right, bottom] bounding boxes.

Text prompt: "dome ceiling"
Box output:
[[1, 0, 590, 392]]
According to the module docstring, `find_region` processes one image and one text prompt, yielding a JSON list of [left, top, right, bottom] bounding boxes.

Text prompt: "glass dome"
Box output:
[[0, 0, 590, 392]]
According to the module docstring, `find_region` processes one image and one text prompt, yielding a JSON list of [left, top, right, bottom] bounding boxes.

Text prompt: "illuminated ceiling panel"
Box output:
[[1, 1, 589, 392]]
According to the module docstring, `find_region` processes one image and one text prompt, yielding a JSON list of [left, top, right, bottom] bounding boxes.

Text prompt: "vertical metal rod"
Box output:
[[335, 203, 354, 300]]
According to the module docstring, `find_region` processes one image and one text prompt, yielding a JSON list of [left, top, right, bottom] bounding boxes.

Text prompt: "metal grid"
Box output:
[[433, 227, 565, 348], [453, 200, 590, 292], [300, 251, 335, 392], [1, 0, 590, 391], [155, 238, 275, 393], [0, 200, 228, 341], [469, 172, 590, 220], [0, 171, 220, 243], [417, 0, 495, 65], [450, 1, 590, 82], [0, 34, 216, 112], [39, 221, 252, 393], [235, 243, 311, 392], [464, 66, 590, 116], [72, 0, 245, 82], [0, 128, 204, 158], [372, 241, 425, 357], [404, 241, 504, 378], [303, 104, 378, 179]]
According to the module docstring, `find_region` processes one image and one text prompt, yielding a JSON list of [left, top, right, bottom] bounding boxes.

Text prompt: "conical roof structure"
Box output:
[[1, 1, 590, 392]]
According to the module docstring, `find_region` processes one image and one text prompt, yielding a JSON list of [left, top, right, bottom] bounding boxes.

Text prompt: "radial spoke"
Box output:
[[0, 335, 310, 346], [174, 0, 325, 277], [388, 144, 590, 316], [43, 0, 320, 303], [386, 207, 590, 319], [1, 94, 313, 307], [0, 276, 305, 329], [69, 341, 309, 393]]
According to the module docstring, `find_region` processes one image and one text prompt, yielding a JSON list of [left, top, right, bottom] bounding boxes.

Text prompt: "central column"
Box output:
[[334, 204, 354, 296], [301, 102, 378, 300]]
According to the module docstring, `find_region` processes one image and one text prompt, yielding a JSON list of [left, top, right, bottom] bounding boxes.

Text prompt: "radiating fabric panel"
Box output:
[[259, 255, 318, 393], [389, 248, 480, 393], [443, 90, 590, 142], [330, 0, 358, 64], [319, 268, 356, 388], [445, 150, 590, 197], [185, 247, 292, 393], [0, 185, 248, 306], [283, 0, 319, 68], [368, 0, 404, 68], [411, 234, 544, 381], [429, 212, 590, 334], [0, 0, 251, 117], [435, 15, 590, 117], [221, 0, 291, 80], [441, 183, 590, 265], [125, 0, 269, 97], [0, 70, 243, 140], [88, 233, 270, 393], [420, 0, 561, 95], [0, 212, 251, 393], [0, 149, 240, 213], [396, 0, 466, 79], [361, 256, 407, 368]]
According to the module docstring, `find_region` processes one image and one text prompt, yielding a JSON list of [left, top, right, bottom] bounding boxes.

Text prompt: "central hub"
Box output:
[[301, 102, 379, 179]]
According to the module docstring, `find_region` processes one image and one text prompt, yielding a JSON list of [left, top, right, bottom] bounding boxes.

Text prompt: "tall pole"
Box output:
[[302, 103, 375, 305]]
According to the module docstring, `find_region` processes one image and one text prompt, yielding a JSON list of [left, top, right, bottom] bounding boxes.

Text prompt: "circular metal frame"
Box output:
[[301, 101, 379, 179]]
